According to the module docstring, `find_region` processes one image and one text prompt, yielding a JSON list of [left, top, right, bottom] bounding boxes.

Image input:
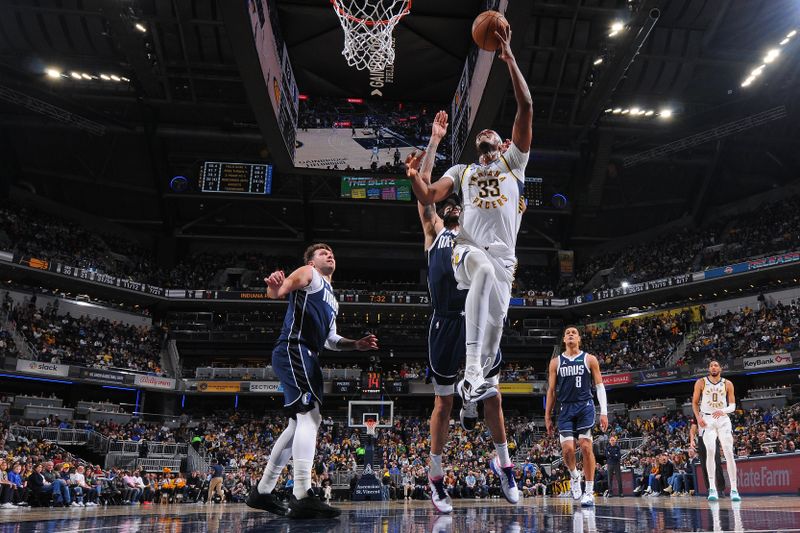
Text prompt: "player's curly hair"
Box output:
[[303, 243, 333, 264]]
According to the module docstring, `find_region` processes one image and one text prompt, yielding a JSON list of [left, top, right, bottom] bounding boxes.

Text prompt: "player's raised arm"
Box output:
[[416, 111, 449, 247], [406, 151, 453, 206], [495, 25, 532, 153], [264, 265, 313, 299], [544, 356, 558, 435]]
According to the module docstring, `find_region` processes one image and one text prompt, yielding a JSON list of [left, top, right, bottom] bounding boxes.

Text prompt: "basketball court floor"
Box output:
[[1, 497, 799, 533]]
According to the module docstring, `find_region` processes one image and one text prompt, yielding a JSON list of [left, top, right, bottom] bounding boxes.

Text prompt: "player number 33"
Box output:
[[477, 178, 501, 198]]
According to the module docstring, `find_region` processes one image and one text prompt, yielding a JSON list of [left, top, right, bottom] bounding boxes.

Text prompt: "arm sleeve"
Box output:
[[596, 383, 608, 415], [324, 320, 344, 351], [721, 402, 735, 414]]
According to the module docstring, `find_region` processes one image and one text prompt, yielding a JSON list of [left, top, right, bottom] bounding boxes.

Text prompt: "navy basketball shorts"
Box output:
[[426, 312, 503, 391], [426, 313, 466, 387], [557, 399, 596, 440], [272, 341, 323, 414]]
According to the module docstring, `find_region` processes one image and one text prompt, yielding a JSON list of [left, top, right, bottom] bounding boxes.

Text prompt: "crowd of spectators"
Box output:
[[681, 301, 800, 368], [581, 310, 695, 372], [5, 190, 800, 300], [8, 298, 166, 375]]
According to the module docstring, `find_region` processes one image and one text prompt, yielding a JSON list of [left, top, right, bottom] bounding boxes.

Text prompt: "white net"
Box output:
[[331, 0, 411, 72]]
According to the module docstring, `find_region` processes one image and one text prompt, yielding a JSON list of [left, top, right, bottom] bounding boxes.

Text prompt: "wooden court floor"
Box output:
[[0, 496, 798, 532]]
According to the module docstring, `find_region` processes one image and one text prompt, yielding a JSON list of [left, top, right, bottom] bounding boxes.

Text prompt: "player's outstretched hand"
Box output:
[[545, 418, 553, 436], [355, 334, 379, 351], [431, 110, 448, 141], [494, 25, 514, 63], [405, 150, 425, 178], [600, 414, 608, 433], [264, 270, 285, 290]]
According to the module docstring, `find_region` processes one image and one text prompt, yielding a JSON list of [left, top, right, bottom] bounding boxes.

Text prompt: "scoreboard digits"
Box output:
[[200, 162, 273, 195]]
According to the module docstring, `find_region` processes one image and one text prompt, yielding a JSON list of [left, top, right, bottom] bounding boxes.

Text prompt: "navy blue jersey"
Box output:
[[556, 351, 593, 403], [427, 228, 467, 315], [276, 269, 339, 352]]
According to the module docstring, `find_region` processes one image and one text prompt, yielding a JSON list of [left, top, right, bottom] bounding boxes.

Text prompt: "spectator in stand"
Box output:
[[605, 435, 623, 497]]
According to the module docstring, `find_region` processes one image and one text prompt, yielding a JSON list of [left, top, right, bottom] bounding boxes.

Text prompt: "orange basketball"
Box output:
[[471, 10, 509, 52]]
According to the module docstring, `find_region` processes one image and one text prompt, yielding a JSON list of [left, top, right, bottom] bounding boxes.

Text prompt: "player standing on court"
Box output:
[[692, 360, 741, 501], [246, 244, 378, 518], [406, 22, 531, 505], [545, 326, 608, 507]]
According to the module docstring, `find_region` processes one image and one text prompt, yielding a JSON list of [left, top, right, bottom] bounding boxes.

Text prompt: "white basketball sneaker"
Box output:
[[490, 456, 519, 504], [428, 475, 453, 514], [580, 492, 594, 507], [571, 474, 583, 501]]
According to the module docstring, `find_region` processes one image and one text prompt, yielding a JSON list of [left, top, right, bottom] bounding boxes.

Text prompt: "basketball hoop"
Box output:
[[364, 419, 378, 437], [330, 0, 411, 72]]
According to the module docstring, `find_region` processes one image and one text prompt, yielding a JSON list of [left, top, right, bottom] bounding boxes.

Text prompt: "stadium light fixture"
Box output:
[[45, 68, 61, 79], [121, 76, 130, 82], [612, 108, 622, 114], [110, 74, 121, 81], [69, 71, 81, 80], [80, 73, 92, 80], [135, 23, 147, 33], [631, 107, 641, 115], [609, 21, 624, 37], [659, 109, 673, 119], [621, 281, 629, 288], [604, 108, 613, 113], [593, 57, 604, 65], [100, 74, 110, 81], [788, 30, 797, 39], [763, 49, 780, 64], [621, 108, 630, 114], [644, 110, 654, 116]]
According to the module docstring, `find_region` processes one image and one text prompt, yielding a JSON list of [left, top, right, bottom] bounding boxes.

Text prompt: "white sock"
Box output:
[[292, 459, 313, 499], [585, 481, 594, 495], [429, 453, 444, 478], [258, 419, 296, 494], [495, 442, 511, 466], [570, 469, 580, 479], [258, 462, 285, 495], [291, 408, 321, 500]]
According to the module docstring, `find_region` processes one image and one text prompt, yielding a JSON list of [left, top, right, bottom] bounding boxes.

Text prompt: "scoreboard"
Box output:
[[200, 162, 273, 194]]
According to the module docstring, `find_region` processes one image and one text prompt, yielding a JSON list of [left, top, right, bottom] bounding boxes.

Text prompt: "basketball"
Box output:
[[472, 10, 509, 51]]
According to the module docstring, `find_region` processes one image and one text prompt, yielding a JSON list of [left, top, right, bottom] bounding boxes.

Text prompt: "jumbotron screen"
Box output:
[[295, 96, 449, 170]]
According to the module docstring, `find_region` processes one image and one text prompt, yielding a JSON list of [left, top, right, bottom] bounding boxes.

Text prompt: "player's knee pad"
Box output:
[[578, 431, 593, 443]]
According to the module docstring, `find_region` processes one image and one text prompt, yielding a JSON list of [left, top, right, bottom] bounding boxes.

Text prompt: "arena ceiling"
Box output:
[[0, 0, 799, 257]]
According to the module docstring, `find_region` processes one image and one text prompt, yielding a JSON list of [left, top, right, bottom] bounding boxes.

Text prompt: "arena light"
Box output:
[[612, 108, 622, 114], [110, 74, 121, 81], [621, 281, 629, 288], [100, 74, 111, 81], [45, 68, 62, 79], [621, 108, 630, 114], [70, 71, 81, 80], [763, 49, 780, 64], [659, 108, 673, 119], [741, 76, 755, 87], [644, 110, 654, 116], [781, 38, 790, 45], [788, 30, 797, 39], [609, 21, 624, 37], [120, 77, 130, 82], [631, 107, 641, 115], [593, 57, 604, 65], [135, 22, 147, 33], [604, 108, 613, 113]]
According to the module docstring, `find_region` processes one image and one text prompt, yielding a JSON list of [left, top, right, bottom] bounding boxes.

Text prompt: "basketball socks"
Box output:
[[292, 408, 322, 500], [429, 453, 444, 478], [495, 442, 511, 466], [570, 469, 580, 479], [293, 459, 313, 500], [585, 480, 594, 495], [259, 418, 296, 494]]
